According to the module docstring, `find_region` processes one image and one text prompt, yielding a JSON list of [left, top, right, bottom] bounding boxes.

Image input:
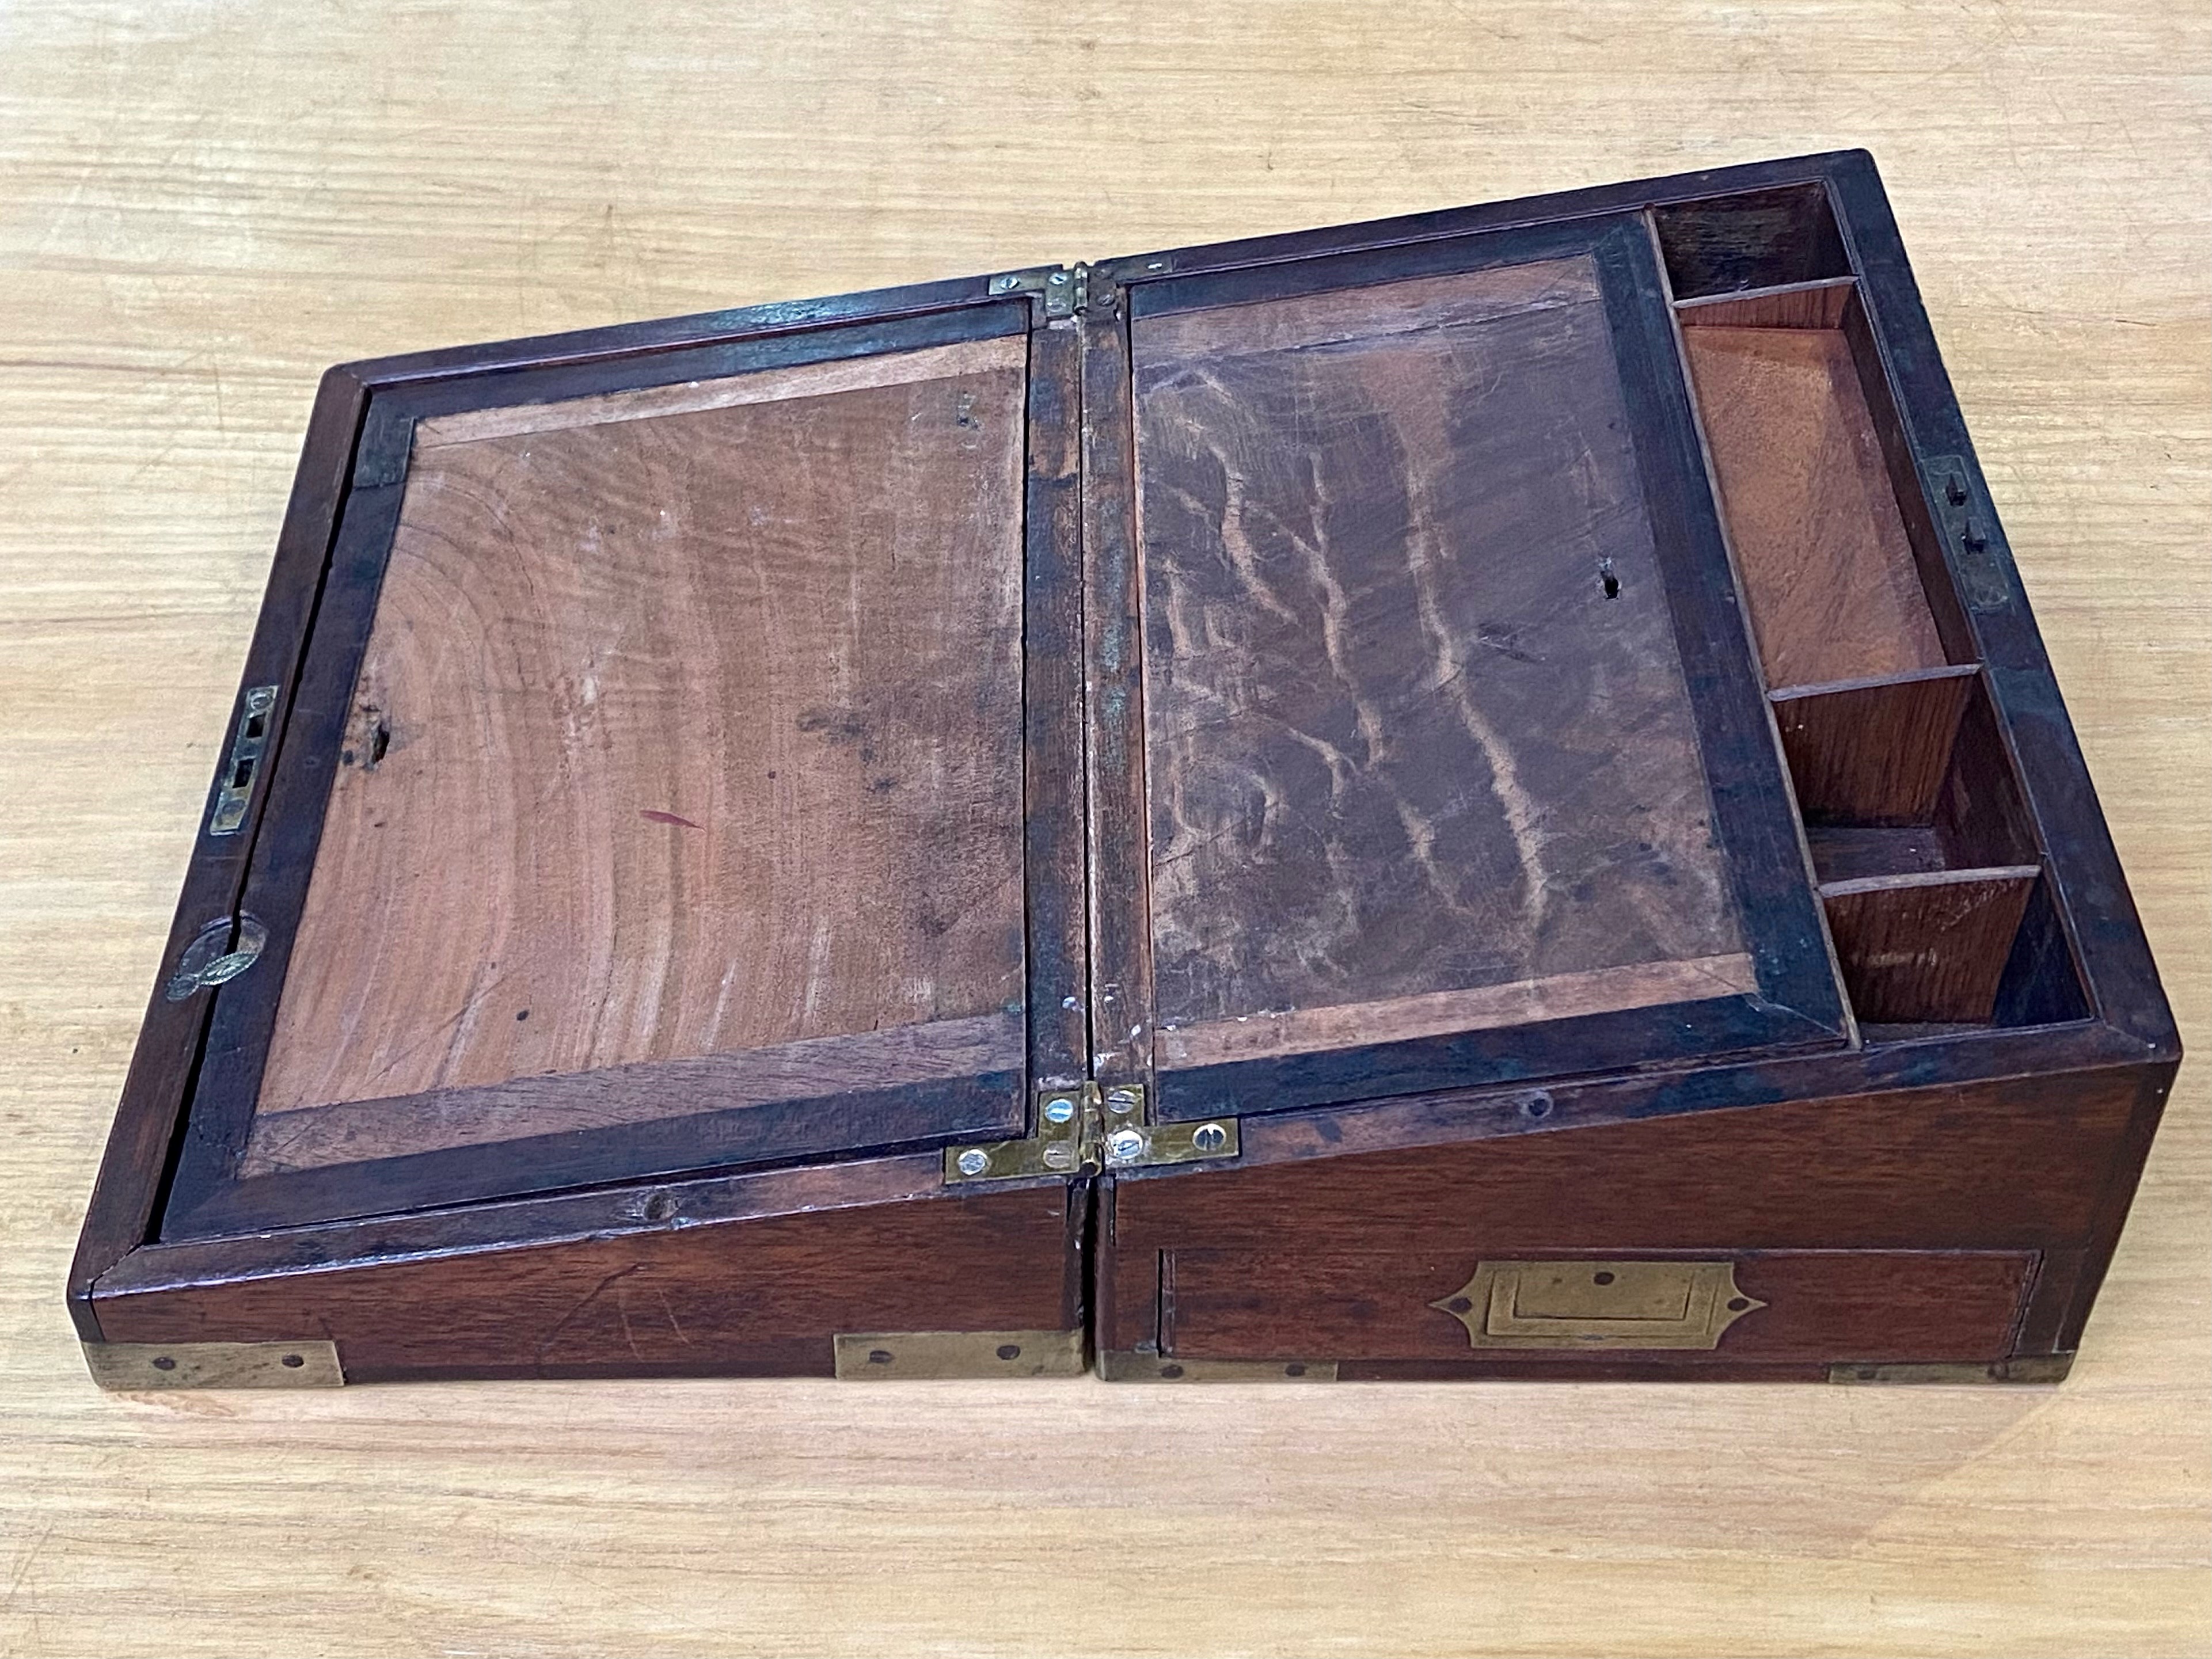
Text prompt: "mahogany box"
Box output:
[[72, 150, 2179, 1389]]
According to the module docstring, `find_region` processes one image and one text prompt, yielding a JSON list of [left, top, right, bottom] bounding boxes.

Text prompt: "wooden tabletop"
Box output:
[[2, 3, 2205, 1654]]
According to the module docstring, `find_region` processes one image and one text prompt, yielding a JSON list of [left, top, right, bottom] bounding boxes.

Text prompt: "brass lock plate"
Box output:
[[1432, 1260, 1763, 1350]]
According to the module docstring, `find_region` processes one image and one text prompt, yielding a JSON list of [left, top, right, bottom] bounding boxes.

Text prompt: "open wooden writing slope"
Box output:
[[72, 152, 2178, 1388]]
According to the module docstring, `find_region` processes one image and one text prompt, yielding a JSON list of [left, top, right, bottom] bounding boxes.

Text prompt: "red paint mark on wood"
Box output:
[[639, 810, 702, 830]]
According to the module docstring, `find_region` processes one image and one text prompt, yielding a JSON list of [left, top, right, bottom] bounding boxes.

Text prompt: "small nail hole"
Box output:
[[151, 1356, 177, 1371], [1593, 1271, 1616, 1285], [1284, 1363, 1306, 1376], [1158, 1363, 1184, 1379], [995, 1344, 1022, 1361], [868, 1349, 894, 1365], [1522, 1095, 1552, 1118], [1446, 1296, 1473, 1314], [281, 1353, 305, 1368], [642, 1192, 678, 1222], [1727, 1297, 1750, 1311]]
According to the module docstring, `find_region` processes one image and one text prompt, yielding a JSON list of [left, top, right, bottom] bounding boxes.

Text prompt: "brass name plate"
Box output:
[[1432, 1260, 1763, 1350]]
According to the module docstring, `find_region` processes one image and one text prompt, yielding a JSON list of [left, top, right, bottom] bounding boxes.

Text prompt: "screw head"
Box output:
[[990, 275, 1018, 293], [1042, 1143, 1075, 1171], [1104, 1087, 1141, 1115], [1042, 1095, 1077, 1124], [1048, 269, 1069, 285], [955, 1148, 990, 1177], [1191, 1122, 1229, 1154], [1105, 1127, 1147, 1163]]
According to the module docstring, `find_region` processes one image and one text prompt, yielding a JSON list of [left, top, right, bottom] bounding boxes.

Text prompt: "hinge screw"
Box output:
[[956, 1148, 990, 1177], [1042, 1144, 1075, 1171], [1048, 270, 1069, 286], [1191, 1123, 1229, 1154], [1042, 1095, 1078, 1124], [990, 275, 1020, 294], [1105, 1127, 1147, 1162], [1104, 1087, 1141, 1116]]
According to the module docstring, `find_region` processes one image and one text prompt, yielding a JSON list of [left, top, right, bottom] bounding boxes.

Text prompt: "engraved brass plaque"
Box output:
[[1431, 1260, 1763, 1350]]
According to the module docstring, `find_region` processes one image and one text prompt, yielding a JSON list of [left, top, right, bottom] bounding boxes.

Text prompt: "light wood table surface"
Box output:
[[2, 3, 2206, 1654]]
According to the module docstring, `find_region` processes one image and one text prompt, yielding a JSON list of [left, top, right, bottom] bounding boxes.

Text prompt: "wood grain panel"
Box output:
[[94, 1182, 1077, 1381], [1111, 1068, 2144, 1254], [252, 338, 1030, 1156], [1822, 867, 2042, 1023], [1683, 323, 1947, 688], [1772, 665, 1978, 825], [1131, 258, 1747, 1044], [1163, 1247, 2035, 1364]]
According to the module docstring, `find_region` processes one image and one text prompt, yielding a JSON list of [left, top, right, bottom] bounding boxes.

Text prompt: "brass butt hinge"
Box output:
[[944, 1083, 1238, 1185], [986, 262, 1091, 321]]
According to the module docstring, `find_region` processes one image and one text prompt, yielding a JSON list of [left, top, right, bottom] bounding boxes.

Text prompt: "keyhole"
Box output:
[[1599, 560, 1620, 600]]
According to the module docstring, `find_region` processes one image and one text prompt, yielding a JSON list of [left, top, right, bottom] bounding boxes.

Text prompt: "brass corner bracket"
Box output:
[[83, 1340, 344, 1391], [833, 1327, 1086, 1379]]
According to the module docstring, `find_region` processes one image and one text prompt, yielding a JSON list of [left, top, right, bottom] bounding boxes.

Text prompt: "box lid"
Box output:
[[1089, 211, 1850, 1121], [159, 296, 1080, 1236], [151, 205, 1856, 1239]]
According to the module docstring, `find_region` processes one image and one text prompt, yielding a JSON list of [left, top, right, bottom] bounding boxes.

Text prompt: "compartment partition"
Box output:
[[1657, 202, 2088, 1037]]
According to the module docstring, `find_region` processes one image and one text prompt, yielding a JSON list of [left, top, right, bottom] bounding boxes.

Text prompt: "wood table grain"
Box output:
[[1, 2, 2204, 1654]]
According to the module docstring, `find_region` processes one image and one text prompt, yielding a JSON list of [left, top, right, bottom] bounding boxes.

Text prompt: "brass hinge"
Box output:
[[944, 1083, 1238, 1185], [986, 262, 1089, 320]]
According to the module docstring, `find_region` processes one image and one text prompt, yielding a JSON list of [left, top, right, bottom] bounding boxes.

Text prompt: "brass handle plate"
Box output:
[[1431, 1260, 1763, 1350]]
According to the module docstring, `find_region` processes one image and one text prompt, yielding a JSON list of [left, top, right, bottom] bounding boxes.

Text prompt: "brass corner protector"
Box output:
[[1829, 1353, 2076, 1386], [833, 1327, 1086, 1380], [1097, 1350, 1336, 1383], [1433, 1260, 1763, 1350], [83, 1340, 343, 1391]]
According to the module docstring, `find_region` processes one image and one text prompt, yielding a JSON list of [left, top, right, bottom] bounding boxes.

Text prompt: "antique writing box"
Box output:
[[73, 151, 2178, 1388]]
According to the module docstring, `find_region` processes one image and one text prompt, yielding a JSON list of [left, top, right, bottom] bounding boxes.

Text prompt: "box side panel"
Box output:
[[1102, 1063, 2160, 1376], [92, 1177, 1080, 1382]]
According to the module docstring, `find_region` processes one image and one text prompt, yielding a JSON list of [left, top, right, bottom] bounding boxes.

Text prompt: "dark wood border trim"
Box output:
[[1022, 317, 1091, 1094], [68, 366, 370, 1338]]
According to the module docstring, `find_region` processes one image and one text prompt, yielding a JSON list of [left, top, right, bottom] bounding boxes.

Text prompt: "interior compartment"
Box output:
[[1652, 185, 1852, 300], [1771, 669, 2088, 1032], [1676, 279, 1967, 690]]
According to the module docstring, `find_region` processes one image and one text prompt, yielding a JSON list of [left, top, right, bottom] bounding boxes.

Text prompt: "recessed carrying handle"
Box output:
[[1431, 1260, 1764, 1350]]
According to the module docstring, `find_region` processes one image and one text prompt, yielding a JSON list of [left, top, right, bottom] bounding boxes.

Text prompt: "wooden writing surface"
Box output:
[[1131, 258, 1753, 1070], [246, 338, 1030, 1174]]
